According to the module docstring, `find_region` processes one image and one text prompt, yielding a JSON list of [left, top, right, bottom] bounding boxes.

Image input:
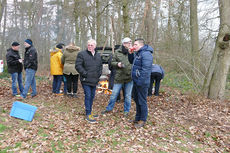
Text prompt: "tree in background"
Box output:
[[202, 0, 230, 100]]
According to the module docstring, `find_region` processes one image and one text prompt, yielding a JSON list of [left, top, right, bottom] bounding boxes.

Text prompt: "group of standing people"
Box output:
[[6, 37, 164, 128], [50, 42, 80, 98], [6, 39, 38, 99]]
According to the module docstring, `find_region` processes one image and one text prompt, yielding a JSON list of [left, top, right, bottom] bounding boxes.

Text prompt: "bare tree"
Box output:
[[202, 0, 230, 100], [122, 0, 130, 37], [152, 0, 161, 46], [190, 0, 199, 77], [56, 0, 68, 43]]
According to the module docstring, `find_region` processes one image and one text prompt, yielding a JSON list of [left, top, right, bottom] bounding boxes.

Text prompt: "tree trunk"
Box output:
[[190, 0, 200, 78], [122, 0, 130, 37], [0, 0, 6, 59], [202, 0, 230, 100], [152, 0, 161, 46], [96, 0, 102, 46], [0, 0, 6, 24], [74, 0, 80, 44], [56, 0, 68, 43]]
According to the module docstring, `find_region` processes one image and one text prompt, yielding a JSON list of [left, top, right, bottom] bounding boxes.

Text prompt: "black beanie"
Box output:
[[56, 43, 65, 49]]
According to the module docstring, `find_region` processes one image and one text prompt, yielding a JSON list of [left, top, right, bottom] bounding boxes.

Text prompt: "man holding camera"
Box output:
[[101, 37, 133, 117]]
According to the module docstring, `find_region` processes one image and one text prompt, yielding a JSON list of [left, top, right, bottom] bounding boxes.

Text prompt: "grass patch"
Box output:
[[106, 129, 117, 136], [15, 142, 22, 148], [0, 124, 7, 132], [162, 72, 194, 92], [0, 66, 9, 79]]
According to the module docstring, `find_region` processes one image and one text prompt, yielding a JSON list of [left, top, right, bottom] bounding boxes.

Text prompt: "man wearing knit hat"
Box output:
[[18, 39, 38, 99], [6, 42, 24, 97]]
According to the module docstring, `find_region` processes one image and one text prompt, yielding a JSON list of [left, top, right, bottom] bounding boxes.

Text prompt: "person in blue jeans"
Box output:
[[50, 43, 65, 95], [128, 38, 153, 128], [19, 39, 38, 99], [75, 39, 102, 123], [6, 42, 24, 97], [101, 37, 133, 117]]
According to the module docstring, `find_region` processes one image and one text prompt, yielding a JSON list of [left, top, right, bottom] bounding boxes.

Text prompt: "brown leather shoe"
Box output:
[[134, 120, 146, 128]]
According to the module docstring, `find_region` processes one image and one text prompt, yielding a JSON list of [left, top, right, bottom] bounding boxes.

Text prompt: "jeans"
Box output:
[[82, 84, 96, 115], [52, 75, 63, 93], [62, 76, 67, 94], [133, 82, 148, 122], [21, 69, 37, 98], [11, 72, 24, 96], [148, 72, 162, 96], [106, 81, 133, 112], [64, 74, 79, 94]]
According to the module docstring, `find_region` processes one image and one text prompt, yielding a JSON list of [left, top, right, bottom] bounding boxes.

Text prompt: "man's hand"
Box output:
[[19, 59, 23, 63], [118, 62, 122, 68]]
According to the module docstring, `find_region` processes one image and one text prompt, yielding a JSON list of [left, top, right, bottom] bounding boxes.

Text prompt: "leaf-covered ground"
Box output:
[[0, 75, 230, 152]]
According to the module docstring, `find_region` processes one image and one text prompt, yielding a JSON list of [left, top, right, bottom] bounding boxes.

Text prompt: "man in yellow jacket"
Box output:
[[50, 43, 65, 95]]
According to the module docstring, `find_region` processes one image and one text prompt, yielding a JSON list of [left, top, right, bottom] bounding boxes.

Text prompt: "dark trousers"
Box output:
[[133, 83, 148, 122], [64, 74, 79, 94], [148, 72, 162, 96]]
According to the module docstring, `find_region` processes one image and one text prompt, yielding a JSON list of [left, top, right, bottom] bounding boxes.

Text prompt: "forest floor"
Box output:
[[0, 73, 230, 152]]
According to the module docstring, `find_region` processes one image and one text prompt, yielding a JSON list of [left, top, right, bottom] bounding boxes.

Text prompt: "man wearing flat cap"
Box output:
[[19, 39, 38, 99], [6, 42, 24, 97], [101, 37, 133, 117]]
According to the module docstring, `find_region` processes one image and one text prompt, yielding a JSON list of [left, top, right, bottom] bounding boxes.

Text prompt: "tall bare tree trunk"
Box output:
[[56, 0, 68, 43], [202, 0, 230, 100], [96, 0, 102, 46], [177, 1, 184, 54], [74, 0, 80, 44], [0, 0, 6, 24], [0, 0, 6, 59], [122, 0, 129, 37], [190, 0, 200, 78], [152, 0, 161, 46]]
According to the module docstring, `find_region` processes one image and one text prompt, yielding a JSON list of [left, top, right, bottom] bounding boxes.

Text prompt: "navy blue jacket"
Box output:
[[131, 45, 153, 87], [151, 64, 165, 79]]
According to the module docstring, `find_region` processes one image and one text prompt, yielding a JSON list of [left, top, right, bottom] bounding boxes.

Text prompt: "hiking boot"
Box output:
[[31, 94, 37, 98], [16, 96, 24, 100], [124, 112, 129, 117], [14, 94, 21, 97], [128, 119, 139, 124], [134, 120, 146, 128], [67, 93, 73, 97], [85, 115, 96, 123], [56, 93, 63, 96], [101, 110, 111, 115], [73, 93, 78, 98], [91, 113, 98, 118]]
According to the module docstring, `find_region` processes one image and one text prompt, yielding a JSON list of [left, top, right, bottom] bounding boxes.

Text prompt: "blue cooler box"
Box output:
[[10, 101, 37, 121]]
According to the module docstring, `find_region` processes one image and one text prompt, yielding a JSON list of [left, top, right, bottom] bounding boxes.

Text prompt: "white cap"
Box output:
[[122, 37, 131, 44]]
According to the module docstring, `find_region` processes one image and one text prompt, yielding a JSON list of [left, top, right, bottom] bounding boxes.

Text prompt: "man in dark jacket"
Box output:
[[19, 39, 38, 99], [6, 42, 24, 96], [101, 37, 133, 117], [129, 38, 153, 128], [148, 64, 165, 96], [75, 39, 102, 123]]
